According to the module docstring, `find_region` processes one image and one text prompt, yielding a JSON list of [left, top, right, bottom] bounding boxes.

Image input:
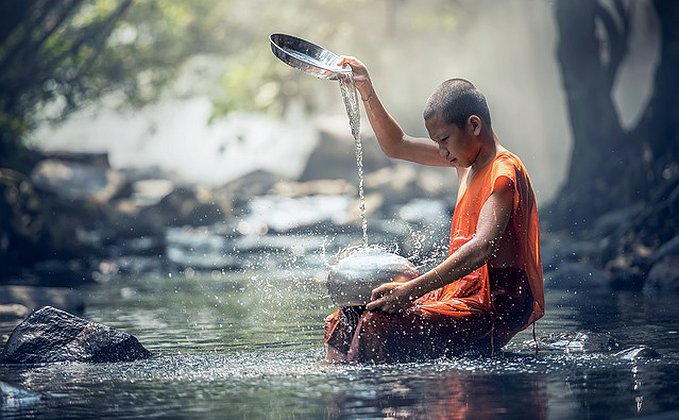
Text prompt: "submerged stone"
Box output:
[[537, 331, 620, 353], [615, 345, 661, 361], [0, 306, 151, 364]]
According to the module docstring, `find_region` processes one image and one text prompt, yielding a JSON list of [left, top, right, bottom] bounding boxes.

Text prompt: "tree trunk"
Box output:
[[549, 0, 658, 230], [631, 0, 679, 195]]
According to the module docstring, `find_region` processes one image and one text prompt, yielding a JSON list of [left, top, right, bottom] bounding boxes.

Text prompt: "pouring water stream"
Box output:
[[337, 72, 368, 247]]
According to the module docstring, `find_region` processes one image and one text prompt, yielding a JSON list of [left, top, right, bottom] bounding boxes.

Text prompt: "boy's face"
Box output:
[[425, 112, 481, 168]]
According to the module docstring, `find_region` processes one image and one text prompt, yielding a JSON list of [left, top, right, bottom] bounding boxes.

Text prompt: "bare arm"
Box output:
[[367, 177, 515, 313], [339, 56, 450, 167]]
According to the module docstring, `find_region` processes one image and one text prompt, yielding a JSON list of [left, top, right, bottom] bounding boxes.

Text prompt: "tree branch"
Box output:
[[0, 0, 56, 71], [594, 1, 630, 89]]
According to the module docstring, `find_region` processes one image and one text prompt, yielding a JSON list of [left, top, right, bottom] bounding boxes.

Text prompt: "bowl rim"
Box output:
[[269, 32, 352, 75]]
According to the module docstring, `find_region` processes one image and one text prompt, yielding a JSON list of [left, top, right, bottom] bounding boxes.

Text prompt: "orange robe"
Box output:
[[417, 150, 545, 332], [325, 150, 544, 362]]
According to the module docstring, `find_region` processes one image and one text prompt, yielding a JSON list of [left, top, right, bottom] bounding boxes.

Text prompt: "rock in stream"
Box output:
[[0, 306, 151, 364]]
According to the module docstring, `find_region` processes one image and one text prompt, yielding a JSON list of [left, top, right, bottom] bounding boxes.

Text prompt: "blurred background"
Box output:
[[0, 0, 677, 295], [1, 2, 679, 417]]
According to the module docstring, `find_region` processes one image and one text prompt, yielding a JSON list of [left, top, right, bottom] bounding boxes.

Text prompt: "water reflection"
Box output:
[[329, 369, 548, 419]]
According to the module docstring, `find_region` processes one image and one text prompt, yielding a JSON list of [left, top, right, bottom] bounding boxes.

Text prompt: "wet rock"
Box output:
[[0, 285, 84, 314], [543, 262, 608, 289], [0, 306, 151, 364], [614, 345, 661, 361], [30, 159, 124, 203], [0, 380, 41, 409], [537, 331, 620, 353], [643, 256, 679, 295]]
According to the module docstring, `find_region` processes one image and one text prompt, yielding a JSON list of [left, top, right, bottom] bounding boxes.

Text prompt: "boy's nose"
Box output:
[[438, 146, 448, 158]]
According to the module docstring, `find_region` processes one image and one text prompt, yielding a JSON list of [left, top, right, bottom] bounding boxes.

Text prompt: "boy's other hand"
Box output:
[[366, 281, 414, 314]]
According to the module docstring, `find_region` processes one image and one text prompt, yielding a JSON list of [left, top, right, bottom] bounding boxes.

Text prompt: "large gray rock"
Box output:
[[0, 306, 151, 364]]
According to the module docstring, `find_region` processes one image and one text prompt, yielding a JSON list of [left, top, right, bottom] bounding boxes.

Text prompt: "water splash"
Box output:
[[338, 72, 368, 247]]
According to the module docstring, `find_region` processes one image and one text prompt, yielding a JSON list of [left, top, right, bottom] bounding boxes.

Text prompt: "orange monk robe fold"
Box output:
[[418, 150, 545, 328], [325, 150, 545, 362]]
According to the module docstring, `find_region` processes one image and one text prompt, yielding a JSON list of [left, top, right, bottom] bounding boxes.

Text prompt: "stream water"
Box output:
[[1, 273, 679, 419]]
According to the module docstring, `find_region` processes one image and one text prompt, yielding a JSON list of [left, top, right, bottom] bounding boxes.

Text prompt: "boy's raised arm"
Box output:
[[339, 56, 450, 167]]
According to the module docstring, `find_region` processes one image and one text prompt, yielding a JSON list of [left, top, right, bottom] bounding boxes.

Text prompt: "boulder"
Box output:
[[0, 306, 151, 364]]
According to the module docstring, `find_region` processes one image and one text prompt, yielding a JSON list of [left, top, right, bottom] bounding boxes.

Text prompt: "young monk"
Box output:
[[324, 57, 545, 363]]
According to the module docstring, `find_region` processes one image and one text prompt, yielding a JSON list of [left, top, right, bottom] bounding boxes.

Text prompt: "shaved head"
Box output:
[[423, 79, 492, 129]]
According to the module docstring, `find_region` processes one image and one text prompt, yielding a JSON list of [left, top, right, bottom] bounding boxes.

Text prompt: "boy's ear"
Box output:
[[468, 115, 481, 134]]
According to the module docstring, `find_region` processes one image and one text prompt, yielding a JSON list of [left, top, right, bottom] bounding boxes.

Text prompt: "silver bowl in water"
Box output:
[[270, 33, 351, 80], [326, 248, 419, 307]]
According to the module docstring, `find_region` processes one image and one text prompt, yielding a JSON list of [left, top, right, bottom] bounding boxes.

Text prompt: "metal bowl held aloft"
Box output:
[[270, 33, 352, 81], [326, 248, 419, 307]]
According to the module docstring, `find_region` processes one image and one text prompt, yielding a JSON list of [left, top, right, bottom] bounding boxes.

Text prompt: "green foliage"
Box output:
[[0, 0, 463, 157], [0, 0, 236, 157]]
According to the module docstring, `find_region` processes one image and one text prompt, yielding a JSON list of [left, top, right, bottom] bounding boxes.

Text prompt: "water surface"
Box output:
[[1, 272, 679, 419]]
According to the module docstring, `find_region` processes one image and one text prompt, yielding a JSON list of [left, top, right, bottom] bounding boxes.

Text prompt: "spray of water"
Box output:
[[337, 72, 368, 247]]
